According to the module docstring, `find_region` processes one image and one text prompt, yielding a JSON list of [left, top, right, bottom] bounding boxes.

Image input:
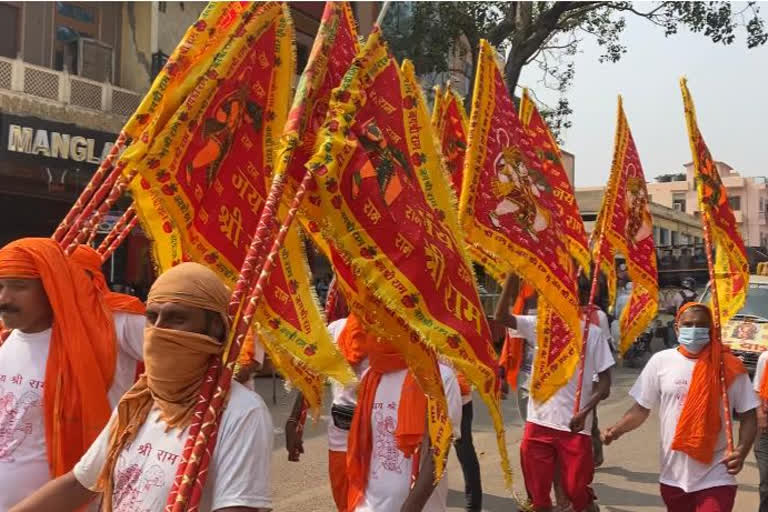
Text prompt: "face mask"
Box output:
[[677, 326, 710, 353], [143, 325, 222, 402]]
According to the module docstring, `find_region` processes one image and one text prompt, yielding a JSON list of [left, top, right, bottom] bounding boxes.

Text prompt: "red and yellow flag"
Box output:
[[433, 84, 469, 198], [127, 3, 354, 411], [593, 97, 658, 354], [519, 89, 590, 271], [681, 79, 748, 322], [302, 29, 511, 484], [459, 39, 581, 403]]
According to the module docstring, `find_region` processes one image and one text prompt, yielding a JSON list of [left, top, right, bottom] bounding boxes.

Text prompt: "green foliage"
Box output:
[[655, 173, 687, 182], [382, 2, 767, 140]]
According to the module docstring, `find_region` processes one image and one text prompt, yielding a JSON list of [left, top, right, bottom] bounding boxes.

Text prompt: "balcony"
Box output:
[[0, 56, 141, 117]]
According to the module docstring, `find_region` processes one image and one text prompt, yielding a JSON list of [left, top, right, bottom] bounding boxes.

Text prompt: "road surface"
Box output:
[[257, 363, 760, 511]]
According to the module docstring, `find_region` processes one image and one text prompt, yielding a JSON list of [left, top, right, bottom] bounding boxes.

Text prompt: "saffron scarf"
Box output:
[[671, 302, 746, 464], [0, 238, 116, 477], [336, 313, 368, 366], [69, 245, 145, 314], [346, 331, 427, 510]]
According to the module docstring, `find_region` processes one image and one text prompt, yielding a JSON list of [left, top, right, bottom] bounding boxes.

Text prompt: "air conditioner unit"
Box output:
[[78, 38, 114, 83]]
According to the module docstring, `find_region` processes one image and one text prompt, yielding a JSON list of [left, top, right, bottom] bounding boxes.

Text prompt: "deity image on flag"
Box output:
[[489, 131, 552, 238], [186, 74, 264, 187], [625, 173, 653, 243], [352, 118, 415, 206]]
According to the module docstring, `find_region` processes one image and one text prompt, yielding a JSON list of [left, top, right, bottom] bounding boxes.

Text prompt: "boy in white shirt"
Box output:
[[495, 275, 614, 512], [603, 302, 758, 511]]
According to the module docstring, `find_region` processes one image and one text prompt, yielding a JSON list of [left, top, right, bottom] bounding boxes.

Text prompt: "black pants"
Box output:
[[755, 433, 768, 512], [454, 401, 482, 511]]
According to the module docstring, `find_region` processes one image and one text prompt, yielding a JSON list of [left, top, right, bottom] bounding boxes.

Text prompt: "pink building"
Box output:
[[647, 162, 768, 249]]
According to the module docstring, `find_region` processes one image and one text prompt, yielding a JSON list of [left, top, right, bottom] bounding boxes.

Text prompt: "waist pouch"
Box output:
[[331, 403, 356, 431]]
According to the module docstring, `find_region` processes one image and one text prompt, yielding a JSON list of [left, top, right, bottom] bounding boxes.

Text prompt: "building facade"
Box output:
[[0, 1, 381, 291], [647, 162, 768, 250]]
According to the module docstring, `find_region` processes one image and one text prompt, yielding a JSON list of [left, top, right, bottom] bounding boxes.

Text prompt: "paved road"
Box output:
[[256, 363, 761, 511]]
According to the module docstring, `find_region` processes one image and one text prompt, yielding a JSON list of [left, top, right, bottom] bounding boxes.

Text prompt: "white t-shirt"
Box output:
[[0, 312, 144, 512], [74, 381, 273, 511], [630, 348, 759, 493], [754, 351, 768, 393], [513, 308, 537, 392], [328, 318, 369, 452], [514, 315, 615, 435], [355, 364, 462, 512]]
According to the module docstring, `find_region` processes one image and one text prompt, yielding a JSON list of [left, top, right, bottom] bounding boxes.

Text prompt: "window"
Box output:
[[54, 2, 100, 75], [761, 197, 766, 213], [673, 199, 686, 212], [0, 3, 19, 58], [659, 228, 669, 245], [158, 2, 167, 13], [671, 231, 679, 246], [728, 196, 741, 211], [151, 51, 168, 80]]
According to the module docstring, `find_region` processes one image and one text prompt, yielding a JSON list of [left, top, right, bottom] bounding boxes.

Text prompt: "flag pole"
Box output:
[[375, 1, 391, 28], [97, 205, 136, 255], [701, 210, 735, 453], [168, 170, 315, 511], [100, 214, 139, 263], [52, 133, 128, 242], [573, 229, 605, 414]]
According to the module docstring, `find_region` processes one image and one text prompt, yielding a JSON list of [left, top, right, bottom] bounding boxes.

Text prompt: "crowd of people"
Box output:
[[0, 236, 765, 512]]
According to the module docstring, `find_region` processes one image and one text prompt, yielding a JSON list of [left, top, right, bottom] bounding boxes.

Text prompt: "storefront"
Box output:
[[0, 113, 153, 294]]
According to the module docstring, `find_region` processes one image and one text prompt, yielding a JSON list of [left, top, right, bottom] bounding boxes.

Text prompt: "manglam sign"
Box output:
[[0, 114, 117, 169]]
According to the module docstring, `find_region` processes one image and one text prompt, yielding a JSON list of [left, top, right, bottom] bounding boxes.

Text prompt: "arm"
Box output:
[[400, 433, 439, 512], [494, 274, 520, 329], [569, 368, 611, 433], [601, 402, 651, 445], [285, 392, 305, 462], [722, 408, 757, 475], [10, 472, 97, 512]]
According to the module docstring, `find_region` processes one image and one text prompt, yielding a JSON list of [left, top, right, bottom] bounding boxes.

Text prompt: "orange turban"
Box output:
[[69, 245, 145, 315], [0, 238, 117, 477], [672, 302, 746, 464]]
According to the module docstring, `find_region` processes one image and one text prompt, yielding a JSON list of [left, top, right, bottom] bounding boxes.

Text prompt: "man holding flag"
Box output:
[[495, 275, 613, 512], [602, 303, 757, 511]]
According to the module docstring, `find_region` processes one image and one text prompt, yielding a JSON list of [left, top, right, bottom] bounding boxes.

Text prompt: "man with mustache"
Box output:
[[0, 238, 144, 511], [12, 262, 273, 512]]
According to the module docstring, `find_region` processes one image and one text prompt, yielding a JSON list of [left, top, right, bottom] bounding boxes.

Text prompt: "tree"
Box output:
[[655, 173, 687, 182], [381, 2, 767, 137]]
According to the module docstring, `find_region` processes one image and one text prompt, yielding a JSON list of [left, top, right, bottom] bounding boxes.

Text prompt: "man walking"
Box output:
[[603, 302, 758, 511], [495, 275, 614, 512], [12, 262, 274, 511], [752, 346, 768, 511]]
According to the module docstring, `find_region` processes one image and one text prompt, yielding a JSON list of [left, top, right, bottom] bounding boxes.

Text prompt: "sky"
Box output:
[[518, 11, 768, 188]]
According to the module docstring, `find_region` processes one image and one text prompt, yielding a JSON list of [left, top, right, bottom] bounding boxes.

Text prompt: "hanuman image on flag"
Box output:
[[625, 172, 653, 244], [489, 129, 552, 240]]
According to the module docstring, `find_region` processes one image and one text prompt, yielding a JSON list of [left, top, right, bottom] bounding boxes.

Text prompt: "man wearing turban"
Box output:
[[0, 238, 143, 511], [13, 262, 273, 512]]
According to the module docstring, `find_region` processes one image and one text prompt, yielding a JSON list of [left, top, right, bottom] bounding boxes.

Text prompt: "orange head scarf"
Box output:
[[336, 313, 368, 365], [346, 315, 427, 510], [96, 262, 230, 511], [499, 282, 535, 389], [69, 245, 145, 314], [671, 302, 746, 464], [0, 238, 117, 477]]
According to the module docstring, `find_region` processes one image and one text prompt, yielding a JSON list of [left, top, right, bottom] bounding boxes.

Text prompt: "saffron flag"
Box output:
[[459, 39, 581, 403], [434, 84, 469, 198], [127, 2, 354, 411], [681, 79, 748, 322], [302, 29, 511, 484], [594, 97, 658, 354], [519, 88, 590, 271]]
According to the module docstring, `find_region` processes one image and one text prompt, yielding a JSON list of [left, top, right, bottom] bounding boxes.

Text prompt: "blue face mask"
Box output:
[[677, 326, 711, 353]]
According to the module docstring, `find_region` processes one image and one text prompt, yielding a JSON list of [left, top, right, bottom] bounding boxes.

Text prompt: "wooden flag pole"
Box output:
[[100, 214, 139, 263], [700, 210, 735, 453], [97, 205, 137, 255], [573, 229, 605, 414], [168, 171, 315, 511], [52, 133, 128, 242]]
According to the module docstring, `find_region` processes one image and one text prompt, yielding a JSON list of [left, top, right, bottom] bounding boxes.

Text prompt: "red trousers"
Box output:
[[660, 484, 737, 512], [329, 450, 349, 512], [520, 422, 596, 511]]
